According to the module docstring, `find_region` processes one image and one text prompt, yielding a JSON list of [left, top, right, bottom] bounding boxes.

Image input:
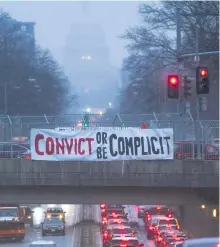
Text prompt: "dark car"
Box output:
[[137, 205, 151, 218], [42, 218, 65, 236], [0, 142, 30, 158], [102, 208, 126, 217], [106, 212, 128, 221], [174, 141, 219, 160]]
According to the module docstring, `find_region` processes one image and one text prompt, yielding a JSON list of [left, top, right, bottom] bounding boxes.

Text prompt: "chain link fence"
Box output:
[[0, 113, 219, 160]]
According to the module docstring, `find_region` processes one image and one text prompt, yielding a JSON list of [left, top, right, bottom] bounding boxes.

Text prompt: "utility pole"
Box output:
[[195, 25, 201, 159], [176, 8, 182, 113], [4, 83, 7, 115]]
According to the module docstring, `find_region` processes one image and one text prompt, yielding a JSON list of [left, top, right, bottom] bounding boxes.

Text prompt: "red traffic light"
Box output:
[[200, 69, 208, 77], [168, 75, 179, 86]]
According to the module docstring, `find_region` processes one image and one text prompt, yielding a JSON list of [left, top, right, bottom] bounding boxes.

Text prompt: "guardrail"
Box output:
[[0, 172, 218, 187]]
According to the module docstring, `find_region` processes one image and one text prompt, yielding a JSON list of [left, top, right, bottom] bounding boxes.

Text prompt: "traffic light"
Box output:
[[183, 76, 192, 98], [83, 114, 89, 128], [196, 67, 209, 94], [167, 75, 179, 99]]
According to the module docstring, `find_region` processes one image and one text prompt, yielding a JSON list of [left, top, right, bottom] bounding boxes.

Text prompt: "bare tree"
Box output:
[[0, 11, 77, 115], [120, 1, 219, 118]]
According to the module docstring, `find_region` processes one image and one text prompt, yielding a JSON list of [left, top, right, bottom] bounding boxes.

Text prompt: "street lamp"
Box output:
[[108, 102, 112, 107], [86, 108, 91, 113]]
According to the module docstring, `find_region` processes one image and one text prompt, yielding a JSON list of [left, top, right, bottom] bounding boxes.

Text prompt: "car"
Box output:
[[156, 217, 180, 229], [147, 215, 163, 239], [156, 231, 187, 247], [107, 213, 128, 220], [102, 208, 126, 217], [145, 206, 174, 223], [29, 240, 57, 247], [0, 142, 30, 158], [171, 241, 184, 247], [174, 141, 219, 160], [182, 237, 219, 247], [107, 218, 129, 225], [45, 207, 65, 221], [107, 225, 136, 238], [147, 216, 180, 240], [42, 218, 65, 236], [137, 205, 150, 218], [101, 204, 125, 209], [104, 236, 144, 247]]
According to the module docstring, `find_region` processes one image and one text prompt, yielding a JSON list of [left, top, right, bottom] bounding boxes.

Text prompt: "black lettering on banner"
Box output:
[[118, 137, 125, 155], [159, 137, 164, 154], [150, 137, 159, 155], [109, 134, 117, 157], [102, 132, 108, 144], [97, 147, 102, 159], [134, 137, 141, 155], [141, 137, 148, 155], [96, 132, 102, 144], [125, 137, 134, 155], [164, 136, 171, 154], [146, 137, 151, 155], [103, 147, 107, 159]]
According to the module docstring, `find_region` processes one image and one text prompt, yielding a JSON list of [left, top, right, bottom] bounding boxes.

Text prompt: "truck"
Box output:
[[0, 204, 25, 241], [44, 207, 66, 222], [20, 205, 34, 227]]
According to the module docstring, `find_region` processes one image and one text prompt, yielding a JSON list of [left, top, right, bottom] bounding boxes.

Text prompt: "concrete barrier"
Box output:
[[0, 159, 218, 188]]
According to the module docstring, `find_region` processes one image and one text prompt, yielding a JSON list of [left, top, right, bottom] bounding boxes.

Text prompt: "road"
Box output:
[[0, 226, 74, 247], [0, 204, 155, 247]]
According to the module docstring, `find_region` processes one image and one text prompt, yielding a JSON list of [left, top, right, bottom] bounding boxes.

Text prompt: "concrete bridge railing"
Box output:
[[0, 159, 218, 188]]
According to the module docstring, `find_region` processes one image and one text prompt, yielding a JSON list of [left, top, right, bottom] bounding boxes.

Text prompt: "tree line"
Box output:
[[119, 1, 219, 120], [0, 11, 77, 116]]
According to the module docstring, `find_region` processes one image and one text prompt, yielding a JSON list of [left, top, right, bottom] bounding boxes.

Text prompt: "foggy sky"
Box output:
[[0, 1, 142, 67]]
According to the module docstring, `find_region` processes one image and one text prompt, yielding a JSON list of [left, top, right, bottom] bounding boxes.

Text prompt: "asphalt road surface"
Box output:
[[0, 226, 74, 247]]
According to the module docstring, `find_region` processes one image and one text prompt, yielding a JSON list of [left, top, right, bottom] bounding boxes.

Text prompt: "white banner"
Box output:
[[30, 128, 174, 161]]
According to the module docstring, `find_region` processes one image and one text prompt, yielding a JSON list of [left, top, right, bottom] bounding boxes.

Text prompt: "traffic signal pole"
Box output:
[[195, 25, 201, 159]]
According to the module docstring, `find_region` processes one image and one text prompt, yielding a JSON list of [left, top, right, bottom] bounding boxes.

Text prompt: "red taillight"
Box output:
[[131, 233, 135, 237], [149, 226, 154, 230], [167, 214, 172, 218], [157, 237, 162, 242], [101, 204, 106, 208], [103, 232, 108, 237], [101, 209, 106, 212], [103, 217, 107, 221], [25, 155, 31, 159], [120, 245, 127, 247]]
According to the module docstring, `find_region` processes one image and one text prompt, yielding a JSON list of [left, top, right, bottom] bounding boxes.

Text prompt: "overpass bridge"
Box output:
[[0, 159, 218, 205]]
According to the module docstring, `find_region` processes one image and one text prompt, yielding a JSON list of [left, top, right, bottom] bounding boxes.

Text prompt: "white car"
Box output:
[[183, 237, 219, 247], [29, 240, 57, 247]]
